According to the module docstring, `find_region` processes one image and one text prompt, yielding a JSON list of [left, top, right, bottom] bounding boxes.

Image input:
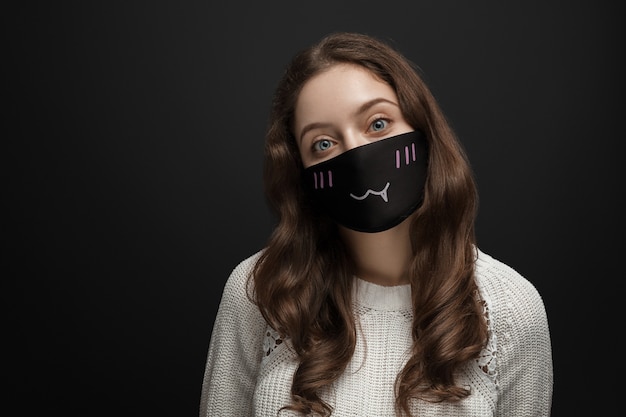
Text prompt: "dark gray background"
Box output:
[[7, 1, 623, 416]]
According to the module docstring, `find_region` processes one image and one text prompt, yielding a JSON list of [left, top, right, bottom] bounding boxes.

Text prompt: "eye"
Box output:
[[313, 139, 334, 152], [370, 118, 388, 132]]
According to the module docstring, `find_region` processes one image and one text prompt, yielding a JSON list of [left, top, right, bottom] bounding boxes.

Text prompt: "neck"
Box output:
[[339, 217, 414, 286]]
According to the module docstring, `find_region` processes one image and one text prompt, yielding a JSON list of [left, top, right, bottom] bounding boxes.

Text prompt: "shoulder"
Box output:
[[224, 250, 264, 291], [474, 248, 544, 307], [210, 249, 268, 348], [473, 247, 549, 335], [219, 250, 264, 309]]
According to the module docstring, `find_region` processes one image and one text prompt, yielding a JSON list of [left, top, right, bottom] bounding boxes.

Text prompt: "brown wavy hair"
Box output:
[[251, 32, 488, 417]]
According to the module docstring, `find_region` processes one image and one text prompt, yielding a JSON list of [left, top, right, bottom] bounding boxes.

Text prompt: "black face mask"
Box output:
[[302, 130, 428, 233]]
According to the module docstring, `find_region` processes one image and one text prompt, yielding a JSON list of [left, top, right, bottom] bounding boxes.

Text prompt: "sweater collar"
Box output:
[[353, 277, 412, 311]]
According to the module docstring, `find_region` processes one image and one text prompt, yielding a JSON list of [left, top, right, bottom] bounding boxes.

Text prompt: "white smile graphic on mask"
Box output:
[[350, 182, 390, 202]]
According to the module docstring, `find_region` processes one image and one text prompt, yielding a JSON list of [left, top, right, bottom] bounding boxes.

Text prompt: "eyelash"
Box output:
[[368, 116, 391, 132], [312, 138, 334, 152]]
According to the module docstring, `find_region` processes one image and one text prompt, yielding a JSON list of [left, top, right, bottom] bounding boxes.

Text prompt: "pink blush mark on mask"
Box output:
[[396, 143, 418, 168], [313, 170, 333, 189]]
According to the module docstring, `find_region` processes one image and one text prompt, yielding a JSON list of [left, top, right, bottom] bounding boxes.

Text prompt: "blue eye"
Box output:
[[313, 139, 333, 152], [371, 119, 388, 131]]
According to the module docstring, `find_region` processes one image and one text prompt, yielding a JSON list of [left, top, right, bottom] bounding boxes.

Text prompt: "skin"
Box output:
[[294, 63, 416, 286]]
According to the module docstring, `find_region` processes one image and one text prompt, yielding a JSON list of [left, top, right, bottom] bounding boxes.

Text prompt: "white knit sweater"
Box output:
[[200, 248, 553, 416]]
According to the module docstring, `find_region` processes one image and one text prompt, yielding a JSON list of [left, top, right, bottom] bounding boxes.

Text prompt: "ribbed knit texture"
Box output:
[[200, 248, 553, 416]]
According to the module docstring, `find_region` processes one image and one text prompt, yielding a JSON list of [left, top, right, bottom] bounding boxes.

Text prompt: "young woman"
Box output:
[[200, 32, 553, 417]]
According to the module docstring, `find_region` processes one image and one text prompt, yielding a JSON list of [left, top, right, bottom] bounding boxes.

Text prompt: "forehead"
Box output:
[[294, 63, 397, 127]]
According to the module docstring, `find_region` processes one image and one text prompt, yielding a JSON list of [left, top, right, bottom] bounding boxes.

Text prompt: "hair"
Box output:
[[251, 32, 488, 417]]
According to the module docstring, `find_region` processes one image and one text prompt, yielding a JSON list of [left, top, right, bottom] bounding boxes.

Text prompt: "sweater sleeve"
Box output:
[[199, 252, 267, 417], [476, 251, 554, 417]]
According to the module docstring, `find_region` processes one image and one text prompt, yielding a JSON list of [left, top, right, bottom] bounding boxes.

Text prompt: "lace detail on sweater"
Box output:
[[353, 304, 413, 321], [476, 294, 498, 386], [262, 327, 283, 363]]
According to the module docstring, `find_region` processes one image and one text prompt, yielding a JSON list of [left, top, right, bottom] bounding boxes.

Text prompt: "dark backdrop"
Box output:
[[7, 1, 623, 416]]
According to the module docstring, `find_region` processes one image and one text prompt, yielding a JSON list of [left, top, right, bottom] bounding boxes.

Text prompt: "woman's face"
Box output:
[[294, 63, 414, 168]]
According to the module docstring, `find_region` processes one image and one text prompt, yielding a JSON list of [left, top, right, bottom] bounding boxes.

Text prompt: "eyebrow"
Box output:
[[298, 97, 400, 143]]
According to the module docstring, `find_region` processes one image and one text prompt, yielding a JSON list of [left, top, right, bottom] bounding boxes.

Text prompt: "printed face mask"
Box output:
[[303, 130, 428, 233]]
